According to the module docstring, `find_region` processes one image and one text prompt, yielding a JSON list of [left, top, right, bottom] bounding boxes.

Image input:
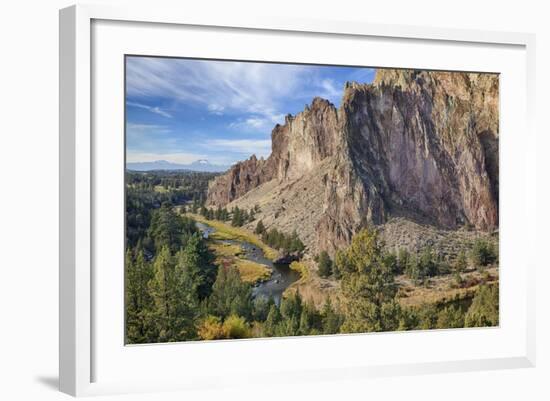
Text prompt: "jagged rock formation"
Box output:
[[206, 155, 273, 206], [207, 69, 499, 255]]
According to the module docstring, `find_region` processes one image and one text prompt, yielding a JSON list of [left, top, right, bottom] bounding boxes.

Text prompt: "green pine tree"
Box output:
[[180, 233, 216, 299], [125, 246, 155, 343], [321, 297, 342, 334], [338, 229, 400, 333], [465, 284, 499, 327], [317, 251, 333, 278], [263, 304, 281, 337], [148, 245, 175, 341], [254, 220, 266, 235], [171, 251, 201, 340], [454, 250, 468, 272]]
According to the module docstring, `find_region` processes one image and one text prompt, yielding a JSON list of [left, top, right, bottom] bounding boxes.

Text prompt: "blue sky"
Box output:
[[126, 56, 376, 166]]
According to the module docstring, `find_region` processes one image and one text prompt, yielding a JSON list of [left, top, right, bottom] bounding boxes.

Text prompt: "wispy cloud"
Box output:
[[125, 57, 377, 165], [126, 57, 315, 125], [127, 101, 172, 118], [228, 114, 285, 133], [126, 122, 171, 133], [207, 103, 225, 115], [319, 79, 341, 101]]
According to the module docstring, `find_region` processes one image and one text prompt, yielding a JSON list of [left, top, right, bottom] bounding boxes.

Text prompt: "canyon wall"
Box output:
[[207, 69, 499, 254]]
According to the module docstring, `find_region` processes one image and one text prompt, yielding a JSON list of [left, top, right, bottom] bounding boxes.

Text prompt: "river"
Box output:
[[195, 221, 300, 304]]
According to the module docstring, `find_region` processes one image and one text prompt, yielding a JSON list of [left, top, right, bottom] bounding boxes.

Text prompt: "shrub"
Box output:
[[417, 304, 439, 330], [332, 262, 342, 279], [396, 249, 410, 275], [465, 284, 499, 327], [398, 307, 420, 331], [419, 247, 438, 277], [481, 270, 491, 283], [317, 251, 333, 278], [454, 250, 468, 272], [222, 315, 250, 339], [252, 296, 272, 322], [254, 220, 266, 235], [451, 271, 464, 289], [382, 252, 399, 275], [197, 315, 225, 340], [405, 248, 439, 282], [436, 305, 465, 329], [470, 239, 497, 268]]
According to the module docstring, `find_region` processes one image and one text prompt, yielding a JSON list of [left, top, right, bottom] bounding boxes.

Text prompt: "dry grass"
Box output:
[[207, 241, 271, 284], [234, 259, 271, 283], [153, 185, 168, 193], [396, 266, 499, 307], [284, 258, 340, 309], [186, 213, 279, 260], [288, 261, 309, 284], [209, 242, 242, 258]]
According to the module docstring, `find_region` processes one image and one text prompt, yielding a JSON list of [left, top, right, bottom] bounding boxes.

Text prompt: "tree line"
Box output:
[[196, 204, 259, 227], [126, 171, 498, 342], [254, 220, 305, 254], [313, 228, 499, 332], [194, 204, 306, 254], [126, 201, 330, 343], [127, 211, 498, 344], [315, 237, 498, 283], [126, 171, 217, 247]]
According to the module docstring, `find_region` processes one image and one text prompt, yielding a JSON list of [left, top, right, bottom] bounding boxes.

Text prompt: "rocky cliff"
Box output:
[[207, 69, 499, 255]]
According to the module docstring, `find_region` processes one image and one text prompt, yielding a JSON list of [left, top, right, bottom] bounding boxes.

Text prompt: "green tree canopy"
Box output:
[[254, 220, 266, 235], [148, 245, 175, 341], [465, 284, 499, 327], [208, 266, 253, 320], [470, 239, 497, 268], [148, 203, 187, 253], [125, 246, 155, 343], [317, 251, 333, 278], [337, 229, 401, 333], [177, 232, 217, 299]]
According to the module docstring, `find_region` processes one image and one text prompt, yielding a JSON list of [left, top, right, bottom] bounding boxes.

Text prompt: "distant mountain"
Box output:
[[126, 159, 230, 173]]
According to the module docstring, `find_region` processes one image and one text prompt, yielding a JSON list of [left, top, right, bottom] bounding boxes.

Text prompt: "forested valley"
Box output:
[[126, 171, 499, 344]]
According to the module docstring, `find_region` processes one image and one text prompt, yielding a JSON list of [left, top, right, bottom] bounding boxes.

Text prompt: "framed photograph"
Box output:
[[59, 4, 536, 396]]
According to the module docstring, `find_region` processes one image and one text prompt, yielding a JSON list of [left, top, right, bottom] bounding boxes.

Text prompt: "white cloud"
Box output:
[[228, 112, 286, 133], [245, 118, 266, 129], [205, 139, 272, 157], [127, 101, 172, 118], [126, 57, 309, 124], [229, 117, 274, 132], [207, 103, 225, 115], [320, 79, 340, 98]]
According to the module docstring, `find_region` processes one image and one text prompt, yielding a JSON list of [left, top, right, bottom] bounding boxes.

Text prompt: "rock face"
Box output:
[[207, 154, 274, 206], [207, 69, 499, 255]]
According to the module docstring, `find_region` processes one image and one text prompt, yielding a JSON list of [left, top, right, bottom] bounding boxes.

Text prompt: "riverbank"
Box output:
[[208, 241, 271, 283], [185, 213, 279, 260], [283, 258, 341, 309], [184, 212, 302, 302]]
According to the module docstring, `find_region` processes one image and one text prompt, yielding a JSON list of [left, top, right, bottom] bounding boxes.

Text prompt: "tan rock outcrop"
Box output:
[[207, 69, 499, 256]]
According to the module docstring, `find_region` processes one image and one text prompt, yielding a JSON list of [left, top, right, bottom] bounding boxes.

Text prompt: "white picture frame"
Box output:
[[59, 4, 536, 397]]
